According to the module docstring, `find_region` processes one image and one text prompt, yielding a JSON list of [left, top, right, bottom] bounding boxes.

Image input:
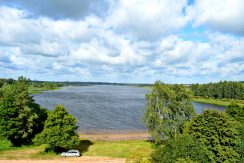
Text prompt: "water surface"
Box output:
[[33, 85, 225, 132]]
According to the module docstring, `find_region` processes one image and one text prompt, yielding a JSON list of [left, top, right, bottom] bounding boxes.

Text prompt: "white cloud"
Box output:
[[106, 0, 189, 40], [0, 3, 244, 83], [188, 0, 244, 35]]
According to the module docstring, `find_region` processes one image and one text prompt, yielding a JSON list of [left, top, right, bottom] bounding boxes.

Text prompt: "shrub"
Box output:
[[150, 135, 210, 162]]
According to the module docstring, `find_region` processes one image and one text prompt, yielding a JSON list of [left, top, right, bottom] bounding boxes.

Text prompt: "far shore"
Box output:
[[79, 130, 151, 141]]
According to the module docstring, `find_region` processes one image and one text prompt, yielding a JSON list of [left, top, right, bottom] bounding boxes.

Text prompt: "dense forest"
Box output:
[[191, 81, 244, 100]]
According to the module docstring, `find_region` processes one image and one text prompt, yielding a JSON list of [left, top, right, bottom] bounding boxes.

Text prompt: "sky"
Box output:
[[0, 0, 243, 84]]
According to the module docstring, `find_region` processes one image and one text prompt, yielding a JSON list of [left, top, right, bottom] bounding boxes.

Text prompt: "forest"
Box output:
[[191, 81, 244, 100]]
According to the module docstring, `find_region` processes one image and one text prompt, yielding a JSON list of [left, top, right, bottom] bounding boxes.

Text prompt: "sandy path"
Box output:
[[79, 130, 150, 140], [0, 157, 125, 163]]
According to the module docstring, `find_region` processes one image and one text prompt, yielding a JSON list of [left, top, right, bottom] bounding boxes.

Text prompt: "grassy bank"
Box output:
[[193, 97, 244, 107], [137, 85, 244, 107], [29, 86, 62, 94], [0, 139, 153, 159]]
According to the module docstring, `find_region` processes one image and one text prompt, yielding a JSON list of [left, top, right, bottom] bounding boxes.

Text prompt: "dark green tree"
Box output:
[[191, 81, 244, 100], [150, 135, 210, 162], [143, 81, 195, 142], [0, 77, 47, 146], [33, 105, 80, 152], [186, 110, 240, 162], [226, 103, 244, 161]]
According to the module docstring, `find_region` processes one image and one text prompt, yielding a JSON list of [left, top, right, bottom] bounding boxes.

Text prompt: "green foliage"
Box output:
[[226, 103, 244, 160], [33, 105, 80, 152], [191, 81, 244, 100], [143, 81, 195, 142], [150, 135, 210, 162], [125, 147, 151, 163], [0, 76, 47, 146], [126, 149, 144, 163], [187, 110, 240, 162], [0, 78, 14, 88], [0, 138, 12, 151], [226, 103, 244, 122]]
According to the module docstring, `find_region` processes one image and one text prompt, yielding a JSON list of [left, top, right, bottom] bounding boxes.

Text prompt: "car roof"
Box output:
[[68, 150, 79, 152]]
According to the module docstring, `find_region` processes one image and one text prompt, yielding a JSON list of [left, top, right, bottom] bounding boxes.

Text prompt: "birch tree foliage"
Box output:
[[143, 81, 195, 142]]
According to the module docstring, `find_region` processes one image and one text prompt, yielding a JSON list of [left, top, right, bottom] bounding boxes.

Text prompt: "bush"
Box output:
[[150, 135, 210, 162], [0, 138, 12, 151]]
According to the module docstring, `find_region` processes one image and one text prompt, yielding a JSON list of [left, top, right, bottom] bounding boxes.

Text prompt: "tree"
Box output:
[[34, 105, 80, 152], [186, 110, 240, 162], [143, 81, 195, 142], [191, 81, 244, 100], [226, 103, 244, 161], [0, 77, 47, 146], [150, 135, 210, 162]]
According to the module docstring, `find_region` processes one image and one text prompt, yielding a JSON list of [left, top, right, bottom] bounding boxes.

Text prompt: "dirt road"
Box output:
[[0, 156, 125, 163]]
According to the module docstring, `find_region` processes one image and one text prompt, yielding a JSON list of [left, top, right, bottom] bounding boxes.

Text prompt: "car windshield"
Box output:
[[68, 150, 77, 153]]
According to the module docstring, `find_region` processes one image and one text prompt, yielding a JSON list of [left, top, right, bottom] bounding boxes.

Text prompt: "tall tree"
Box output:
[[143, 81, 195, 142], [0, 77, 47, 146], [186, 110, 240, 162], [226, 103, 244, 161], [34, 105, 80, 152]]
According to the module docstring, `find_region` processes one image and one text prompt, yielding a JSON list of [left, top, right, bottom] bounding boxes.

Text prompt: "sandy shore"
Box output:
[[79, 130, 150, 140], [0, 157, 125, 163]]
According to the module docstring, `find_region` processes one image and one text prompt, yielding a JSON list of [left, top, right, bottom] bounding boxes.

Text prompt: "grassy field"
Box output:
[[193, 97, 244, 107], [81, 140, 153, 158], [0, 139, 153, 160]]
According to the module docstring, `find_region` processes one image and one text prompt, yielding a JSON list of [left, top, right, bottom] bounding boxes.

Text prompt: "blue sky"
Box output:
[[0, 0, 243, 84]]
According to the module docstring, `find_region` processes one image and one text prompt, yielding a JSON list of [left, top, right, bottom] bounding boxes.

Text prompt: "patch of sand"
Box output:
[[79, 130, 150, 140]]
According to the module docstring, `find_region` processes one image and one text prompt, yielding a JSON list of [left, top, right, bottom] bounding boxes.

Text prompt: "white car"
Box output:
[[61, 150, 80, 157]]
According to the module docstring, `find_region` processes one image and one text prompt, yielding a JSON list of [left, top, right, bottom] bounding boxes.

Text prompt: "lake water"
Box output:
[[33, 85, 225, 132]]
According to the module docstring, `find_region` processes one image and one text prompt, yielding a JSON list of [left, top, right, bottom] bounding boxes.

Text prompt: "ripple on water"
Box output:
[[33, 85, 225, 131]]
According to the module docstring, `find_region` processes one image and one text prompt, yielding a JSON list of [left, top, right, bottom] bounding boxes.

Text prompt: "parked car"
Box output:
[[61, 150, 80, 157]]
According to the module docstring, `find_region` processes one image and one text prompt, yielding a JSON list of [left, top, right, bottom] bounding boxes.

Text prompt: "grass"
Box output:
[[193, 97, 244, 107], [82, 140, 153, 158], [0, 144, 57, 159], [28, 86, 62, 94], [0, 139, 154, 159]]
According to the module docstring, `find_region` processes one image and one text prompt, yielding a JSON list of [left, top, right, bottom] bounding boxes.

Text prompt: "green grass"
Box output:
[[28, 86, 62, 94], [0, 139, 154, 159], [0, 144, 57, 159], [193, 97, 244, 107], [82, 140, 153, 158]]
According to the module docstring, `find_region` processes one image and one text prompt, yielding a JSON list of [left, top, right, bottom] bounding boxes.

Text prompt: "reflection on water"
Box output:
[[33, 86, 225, 131]]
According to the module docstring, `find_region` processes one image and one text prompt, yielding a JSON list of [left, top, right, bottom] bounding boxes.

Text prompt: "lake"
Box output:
[[33, 85, 225, 132]]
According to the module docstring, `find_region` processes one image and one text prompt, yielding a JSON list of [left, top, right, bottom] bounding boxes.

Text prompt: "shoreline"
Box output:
[[79, 130, 151, 141], [193, 97, 244, 107]]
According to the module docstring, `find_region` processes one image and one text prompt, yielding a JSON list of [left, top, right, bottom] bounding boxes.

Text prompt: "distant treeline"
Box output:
[[0, 78, 153, 88], [0, 78, 15, 87], [191, 81, 244, 100], [0, 78, 63, 90], [30, 81, 63, 89]]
